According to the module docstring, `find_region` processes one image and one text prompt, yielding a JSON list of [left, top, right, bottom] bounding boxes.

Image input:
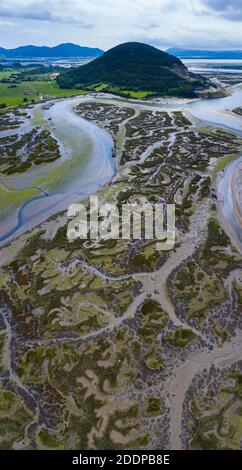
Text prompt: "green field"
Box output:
[[0, 71, 15, 79], [0, 80, 157, 107], [0, 63, 158, 108], [90, 83, 156, 99], [108, 88, 156, 99], [0, 184, 41, 222], [0, 80, 87, 107]]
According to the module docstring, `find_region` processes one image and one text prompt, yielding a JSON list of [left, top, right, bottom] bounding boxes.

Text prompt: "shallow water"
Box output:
[[184, 59, 242, 75], [151, 86, 242, 132], [0, 78, 242, 244], [0, 97, 115, 243], [185, 88, 242, 132], [217, 156, 242, 245]]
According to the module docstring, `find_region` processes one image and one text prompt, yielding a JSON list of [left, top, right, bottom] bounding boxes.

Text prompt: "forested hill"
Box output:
[[57, 42, 208, 98]]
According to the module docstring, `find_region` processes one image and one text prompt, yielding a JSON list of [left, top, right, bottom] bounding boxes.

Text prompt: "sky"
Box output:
[[0, 0, 242, 50]]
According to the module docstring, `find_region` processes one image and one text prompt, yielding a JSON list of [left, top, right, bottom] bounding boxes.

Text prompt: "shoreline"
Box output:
[[216, 154, 242, 253], [1, 86, 242, 247], [232, 164, 242, 229], [0, 97, 115, 245]]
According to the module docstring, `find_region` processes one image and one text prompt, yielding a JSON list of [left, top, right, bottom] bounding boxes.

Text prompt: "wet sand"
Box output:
[[0, 97, 115, 244], [217, 155, 242, 252]]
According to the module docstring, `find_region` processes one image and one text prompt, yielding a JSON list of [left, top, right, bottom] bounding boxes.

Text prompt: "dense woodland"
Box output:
[[57, 42, 208, 97]]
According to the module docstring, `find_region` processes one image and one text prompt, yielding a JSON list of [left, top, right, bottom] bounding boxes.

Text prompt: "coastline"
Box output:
[[232, 164, 242, 229], [1, 84, 242, 247], [0, 97, 115, 245], [216, 155, 242, 253]]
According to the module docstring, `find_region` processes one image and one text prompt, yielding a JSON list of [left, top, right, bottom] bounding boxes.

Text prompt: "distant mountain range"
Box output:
[[2, 43, 241, 61], [57, 42, 209, 98], [0, 43, 104, 59], [167, 48, 242, 59]]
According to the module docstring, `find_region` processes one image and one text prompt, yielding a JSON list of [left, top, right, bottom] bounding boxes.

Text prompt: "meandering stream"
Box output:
[[0, 84, 242, 245], [0, 97, 115, 243]]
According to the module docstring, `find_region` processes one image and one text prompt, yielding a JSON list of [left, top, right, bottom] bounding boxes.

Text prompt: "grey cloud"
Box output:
[[201, 0, 242, 21], [0, 1, 93, 27], [137, 22, 160, 31]]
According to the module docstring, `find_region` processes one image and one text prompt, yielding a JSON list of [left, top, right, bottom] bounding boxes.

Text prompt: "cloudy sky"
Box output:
[[1, 0, 242, 50]]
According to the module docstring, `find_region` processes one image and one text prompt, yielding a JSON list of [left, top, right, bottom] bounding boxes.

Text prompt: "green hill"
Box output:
[[57, 42, 208, 98]]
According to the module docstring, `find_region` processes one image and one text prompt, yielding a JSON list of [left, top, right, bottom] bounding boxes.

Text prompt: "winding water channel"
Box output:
[[0, 85, 242, 245], [0, 97, 115, 243]]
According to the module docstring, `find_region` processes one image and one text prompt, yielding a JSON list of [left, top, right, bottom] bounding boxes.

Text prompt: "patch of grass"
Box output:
[[0, 71, 14, 79], [108, 87, 156, 99], [166, 328, 196, 348], [0, 184, 42, 221], [37, 429, 65, 449], [202, 218, 230, 268], [213, 153, 240, 176], [138, 300, 169, 344], [144, 397, 162, 417], [0, 80, 87, 107]]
